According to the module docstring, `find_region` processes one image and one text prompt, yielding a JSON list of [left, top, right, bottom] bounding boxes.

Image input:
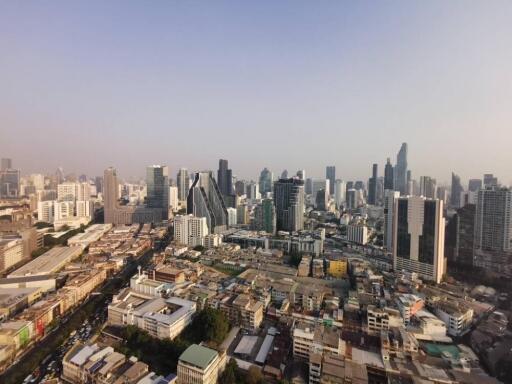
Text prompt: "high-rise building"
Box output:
[[326, 166, 335, 195], [187, 171, 229, 234], [258, 168, 273, 195], [384, 158, 394, 190], [169, 186, 179, 212], [173, 215, 209, 247], [483, 174, 498, 188], [473, 187, 512, 275], [57, 182, 90, 202], [367, 164, 378, 205], [419, 176, 437, 199], [227, 207, 237, 226], [468, 179, 482, 192], [450, 172, 463, 208], [393, 196, 445, 283], [346, 189, 357, 210], [334, 180, 346, 209], [146, 165, 169, 220], [281, 170, 288, 179], [246, 182, 259, 200], [234, 180, 246, 196], [1, 158, 12, 171], [310, 179, 329, 208], [383, 190, 400, 253], [274, 178, 305, 232], [453, 204, 476, 266], [395, 143, 408, 195], [217, 159, 232, 197], [315, 189, 328, 211], [296, 170, 306, 181], [0, 168, 20, 198], [252, 199, 276, 234], [177, 168, 189, 202], [94, 176, 103, 194]]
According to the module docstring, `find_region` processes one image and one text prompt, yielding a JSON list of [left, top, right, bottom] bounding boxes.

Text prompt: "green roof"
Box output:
[[179, 344, 218, 370], [423, 343, 460, 359]]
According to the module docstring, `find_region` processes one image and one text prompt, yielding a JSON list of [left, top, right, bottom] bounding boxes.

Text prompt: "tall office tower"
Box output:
[[311, 178, 329, 202], [94, 176, 103, 194], [259, 168, 274, 195], [346, 189, 357, 210], [383, 190, 400, 252], [234, 180, 246, 196], [187, 171, 229, 234], [274, 178, 305, 232], [334, 180, 346, 208], [169, 186, 179, 212], [146, 165, 169, 220], [346, 181, 354, 196], [394, 143, 408, 195], [177, 168, 189, 202], [252, 199, 276, 234], [393, 196, 445, 283], [296, 169, 306, 181], [0, 168, 20, 198], [326, 166, 336, 195], [103, 167, 120, 224], [437, 187, 448, 205], [217, 159, 232, 196], [315, 189, 328, 211], [450, 172, 464, 208], [483, 174, 498, 188], [473, 187, 512, 275], [453, 204, 476, 266], [384, 158, 394, 190], [354, 181, 364, 191], [173, 215, 209, 247], [376, 177, 384, 203], [281, 170, 288, 179], [468, 179, 482, 192], [1, 158, 12, 171], [420, 176, 437, 199], [246, 182, 260, 200], [368, 164, 378, 205]]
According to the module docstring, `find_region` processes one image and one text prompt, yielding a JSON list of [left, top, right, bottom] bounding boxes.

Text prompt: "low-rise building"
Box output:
[[367, 305, 403, 334], [434, 300, 474, 337]]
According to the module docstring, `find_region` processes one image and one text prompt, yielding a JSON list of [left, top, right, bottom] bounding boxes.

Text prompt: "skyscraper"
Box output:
[[419, 176, 437, 199], [146, 165, 169, 220], [259, 168, 273, 195], [384, 158, 394, 190], [187, 171, 229, 234], [103, 167, 120, 224], [326, 166, 335, 195], [281, 170, 288, 179], [383, 190, 400, 253], [483, 174, 498, 188], [334, 180, 346, 209], [468, 179, 482, 192], [453, 204, 476, 266], [394, 143, 408, 195], [274, 178, 305, 232], [367, 164, 378, 205], [450, 172, 463, 208], [217, 159, 232, 197], [473, 187, 512, 275], [177, 168, 189, 202], [252, 198, 276, 234], [296, 170, 306, 181], [1, 158, 12, 171], [0, 168, 20, 198], [393, 196, 445, 283]]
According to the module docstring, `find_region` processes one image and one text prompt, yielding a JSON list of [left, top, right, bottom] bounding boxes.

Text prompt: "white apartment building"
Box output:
[[433, 301, 473, 337], [174, 215, 209, 247], [169, 186, 179, 212], [347, 223, 368, 245], [37, 200, 55, 223], [57, 182, 90, 202], [0, 238, 24, 272], [227, 207, 237, 226]]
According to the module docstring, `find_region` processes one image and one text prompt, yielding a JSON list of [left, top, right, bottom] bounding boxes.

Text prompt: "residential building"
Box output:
[[173, 215, 209, 247], [384, 190, 400, 253], [367, 305, 403, 334], [393, 196, 445, 283], [252, 199, 276, 234], [333, 179, 345, 209], [328, 258, 347, 278], [347, 222, 368, 245]]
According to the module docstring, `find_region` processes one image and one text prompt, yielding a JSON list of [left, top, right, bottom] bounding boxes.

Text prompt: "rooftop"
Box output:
[[179, 344, 218, 370]]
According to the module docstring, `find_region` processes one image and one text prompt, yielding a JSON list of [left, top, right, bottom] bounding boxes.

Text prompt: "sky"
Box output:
[[1, 1, 512, 185]]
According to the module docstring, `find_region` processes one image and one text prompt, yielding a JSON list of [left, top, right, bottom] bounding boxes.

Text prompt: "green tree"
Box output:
[[245, 366, 264, 384], [182, 308, 230, 346], [219, 358, 238, 384]]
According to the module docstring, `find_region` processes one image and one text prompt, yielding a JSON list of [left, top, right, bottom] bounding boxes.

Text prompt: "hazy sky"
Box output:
[[1, 1, 512, 185]]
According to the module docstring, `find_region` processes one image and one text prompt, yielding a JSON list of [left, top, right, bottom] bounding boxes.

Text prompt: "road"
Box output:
[[0, 248, 156, 384]]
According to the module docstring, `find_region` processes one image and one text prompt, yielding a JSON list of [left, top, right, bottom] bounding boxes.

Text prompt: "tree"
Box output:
[[219, 358, 238, 384], [245, 366, 264, 384], [182, 308, 230, 346]]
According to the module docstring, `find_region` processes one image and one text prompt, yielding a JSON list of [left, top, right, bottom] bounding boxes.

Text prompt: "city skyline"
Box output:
[[2, 1, 512, 183]]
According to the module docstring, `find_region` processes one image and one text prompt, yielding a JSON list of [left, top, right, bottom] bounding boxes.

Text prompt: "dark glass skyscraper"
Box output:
[[326, 166, 335, 195], [384, 158, 394, 190], [368, 163, 378, 205], [259, 167, 273, 195], [274, 178, 305, 232], [146, 165, 169, 220], [450, 172, 463, 208], [217, 159, 232, 197], [177, 168, 189, 201]]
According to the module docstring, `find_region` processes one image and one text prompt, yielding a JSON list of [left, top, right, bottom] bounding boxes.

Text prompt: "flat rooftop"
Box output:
[[8, 246, 82, 277], [179, 344, 218, 370]]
